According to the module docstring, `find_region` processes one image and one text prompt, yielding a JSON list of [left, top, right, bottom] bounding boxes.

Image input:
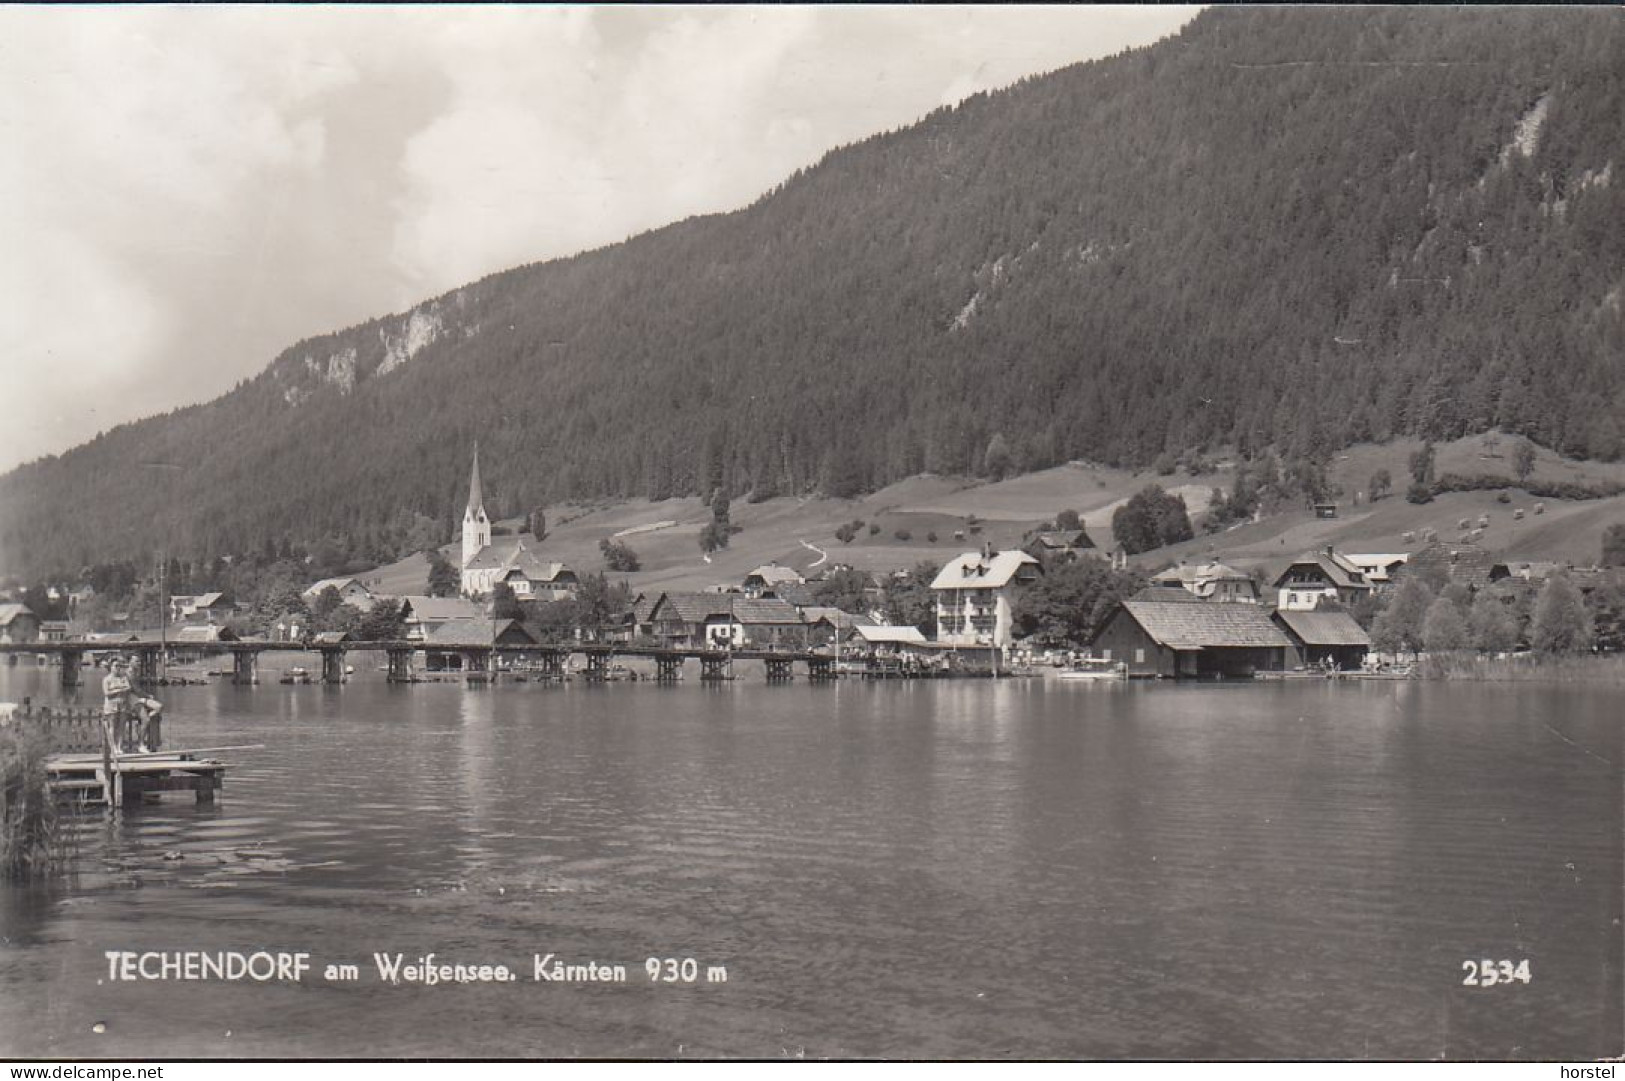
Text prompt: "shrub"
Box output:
[[1405, 483, 1433, 504], [868, 524, 880, 536], [926, 532, 938, 543], [2, 727, 64, 881], [1496, 492, 1511, 504], [894, 529, 912, 542]]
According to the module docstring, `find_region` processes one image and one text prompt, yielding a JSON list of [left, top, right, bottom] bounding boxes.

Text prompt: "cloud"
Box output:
[[0, 5, 1198, 473]]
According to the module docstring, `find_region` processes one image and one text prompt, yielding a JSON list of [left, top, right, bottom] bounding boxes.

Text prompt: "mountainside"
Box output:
[[4, 7, 1624, 577]]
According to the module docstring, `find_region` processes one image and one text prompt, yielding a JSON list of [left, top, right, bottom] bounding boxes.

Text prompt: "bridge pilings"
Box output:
[[232, 649, 259, 686]]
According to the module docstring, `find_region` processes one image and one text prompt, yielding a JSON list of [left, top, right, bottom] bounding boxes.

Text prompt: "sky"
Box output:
[[0, 5, 1199, 474]]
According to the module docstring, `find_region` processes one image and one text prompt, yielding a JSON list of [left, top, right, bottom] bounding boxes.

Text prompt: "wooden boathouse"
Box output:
[[1087, 600, 1293, 678]]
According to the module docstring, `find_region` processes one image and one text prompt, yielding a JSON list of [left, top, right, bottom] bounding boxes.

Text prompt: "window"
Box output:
[[1135, 648, 1146, 663], [1101, 649, 1112, 660]]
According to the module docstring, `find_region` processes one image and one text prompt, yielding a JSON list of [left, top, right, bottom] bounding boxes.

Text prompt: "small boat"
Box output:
[[1056, 658, 1128, 681], [279, 667, 313, 685]]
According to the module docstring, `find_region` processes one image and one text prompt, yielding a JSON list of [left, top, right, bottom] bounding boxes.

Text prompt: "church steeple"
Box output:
[[466, 441, 485, 517], [461, 442, 490, 570]]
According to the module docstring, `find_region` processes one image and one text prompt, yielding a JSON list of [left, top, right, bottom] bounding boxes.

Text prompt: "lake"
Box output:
[[2, 661, 1620, 1060]]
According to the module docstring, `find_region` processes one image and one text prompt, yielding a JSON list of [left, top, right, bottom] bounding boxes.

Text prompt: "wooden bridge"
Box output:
[[0, 640, 838, 687]]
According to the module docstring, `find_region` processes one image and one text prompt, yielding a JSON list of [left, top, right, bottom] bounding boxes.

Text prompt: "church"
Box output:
[[459, 446, 579, 601]]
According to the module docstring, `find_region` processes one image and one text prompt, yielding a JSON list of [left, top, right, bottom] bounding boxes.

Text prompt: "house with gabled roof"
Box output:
[[398, 595, 483, 642], [1272, 609, 1371, 669], [742, 563, 804, 598], [1273, 548, 1373, 610], [0, 603, 40, 643], [1402, 540, 1496, 592], [1032, 528, 1098, 560], [645, 592, 737, 648], [301, 577, 378, 611], [702, 597, 806, 650], [930, 549, 1042, 649], [1088, 599, 1293, 678], [1148, 560, 1259, 603]]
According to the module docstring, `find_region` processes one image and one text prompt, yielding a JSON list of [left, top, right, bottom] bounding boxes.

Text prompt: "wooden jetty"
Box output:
[[0, 640, 843, 687], [2, 701, 229, 807]]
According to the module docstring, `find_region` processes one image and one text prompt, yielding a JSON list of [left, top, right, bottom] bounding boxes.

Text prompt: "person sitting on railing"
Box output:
[[102, 658, 162, 752]]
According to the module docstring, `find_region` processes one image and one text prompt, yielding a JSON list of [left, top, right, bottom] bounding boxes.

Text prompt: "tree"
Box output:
[[1422, 596, 1470, 652], [811, 568, 873, 614], [1529, 575, 1594, 655], [1111, 485, 1192, 555], [1468, 591, 1520, 653], [600, 538, 640, 572], [983, 433, 1014, 480], [1369, 468, 1392, 502], [1408, 441, 1436, 487], [491, 582, 524, 621], [1601, 523, 1625, 568], [528, 507, 548, 542], [357, 598, 405, 641], [1370, 577, 1433, 654], [882, 562, 940, 636], [572, 572, 633, 640], [1054, 509, 1081, 531], [1011, 560, 1145, 645], [1512, 438, 1537, 484], [311, 585, 344, 623], [1585, 579, 1625, 652], [426, 549, 460, 598]]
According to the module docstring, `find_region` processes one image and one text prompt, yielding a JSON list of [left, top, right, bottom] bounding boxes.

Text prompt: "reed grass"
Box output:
[[1419, 652, 1625, 683], [1, 725, 66, 880]]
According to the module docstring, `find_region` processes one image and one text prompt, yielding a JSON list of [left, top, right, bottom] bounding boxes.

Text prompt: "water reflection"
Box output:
[[0, 667, 1619, 1059]]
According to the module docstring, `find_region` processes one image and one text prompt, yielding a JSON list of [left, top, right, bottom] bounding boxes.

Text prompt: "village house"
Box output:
[[1272, 548, 1373, 610], [301, 577, 379, 611], [701, 597, 806, 650], [168, 624, 239, 662], [1271, 609, 1371, 670], [644, 593, 737, 649], [802, 606, 877, 648], [742, 563, 804, 598], [0, 604, 40, 644], [168, 592, 235, 625], [1402, 540, 1496, 593], [1147, 560, 1260, 603], [398, 595, 484, 643], [1343, 553, 1410, 589], [931, 549, 1042, 650], [424, 619, 540, 671], [1031, 528, 1097, 561], [457, 446, 577, 600], [39, 620, 71, 642], [1088, 599, 1293, 678]]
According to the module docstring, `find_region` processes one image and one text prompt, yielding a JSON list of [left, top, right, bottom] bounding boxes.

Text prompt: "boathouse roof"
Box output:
[[851, 624, 928, 645], [425, 619, 536, 647], [1118, 601, 1292, 651], [1272, 609, 1371, 647]]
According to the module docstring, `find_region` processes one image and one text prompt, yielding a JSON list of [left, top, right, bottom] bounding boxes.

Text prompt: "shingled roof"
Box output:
[[1403, 541, 1497, 590], [1273, 609, 1371, 647], [725, 598, 805, 625], [1119, 601, 1292, 650], [1273, 549, 1370, 590], [649, 592, 736, 624]]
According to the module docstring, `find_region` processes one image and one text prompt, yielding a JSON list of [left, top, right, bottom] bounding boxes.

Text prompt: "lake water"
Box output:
[[1, 660, 1620, 1060]]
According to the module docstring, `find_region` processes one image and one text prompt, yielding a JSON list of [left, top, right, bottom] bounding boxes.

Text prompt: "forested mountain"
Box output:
[[4, 7, 1623, 577]]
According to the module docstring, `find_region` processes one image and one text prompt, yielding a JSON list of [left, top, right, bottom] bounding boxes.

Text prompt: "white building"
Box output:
[[1147, 561, 1259, 603], [458, 445, 577, 600], [930, 549, 1041, 650]]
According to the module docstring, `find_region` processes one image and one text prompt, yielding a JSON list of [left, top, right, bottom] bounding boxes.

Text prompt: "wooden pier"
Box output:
[[2, 701, 228, 807], [1, 640, 863, 687]]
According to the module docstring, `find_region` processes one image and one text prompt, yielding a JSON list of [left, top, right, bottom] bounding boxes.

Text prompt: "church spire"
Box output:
[[466, 441, 485, 517]]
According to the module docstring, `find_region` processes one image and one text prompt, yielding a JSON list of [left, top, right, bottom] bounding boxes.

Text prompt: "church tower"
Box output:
[[461, 443, 490, 569]]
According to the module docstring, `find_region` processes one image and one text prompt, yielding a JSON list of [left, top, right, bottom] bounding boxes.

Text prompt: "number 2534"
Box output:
[[1462, 959, 1531, 987]]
